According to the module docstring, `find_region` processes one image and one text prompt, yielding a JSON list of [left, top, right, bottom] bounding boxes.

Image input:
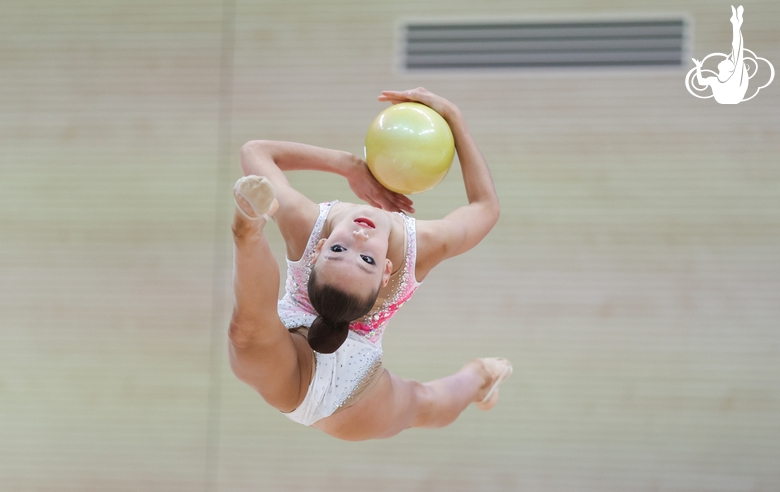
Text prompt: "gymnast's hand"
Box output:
[[346, 157, 415, 214], [378, 87, 456, 120]]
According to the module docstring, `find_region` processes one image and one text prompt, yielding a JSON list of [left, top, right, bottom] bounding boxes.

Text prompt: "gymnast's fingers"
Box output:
[[389, 193, 414, 214]]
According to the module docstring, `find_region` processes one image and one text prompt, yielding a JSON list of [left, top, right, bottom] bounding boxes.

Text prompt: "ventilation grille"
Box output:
[[403, 18, 688, 70]]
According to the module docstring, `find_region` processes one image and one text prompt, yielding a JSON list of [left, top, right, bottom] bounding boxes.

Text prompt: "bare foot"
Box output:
[[233, 176, 279, 220], [473, 357, 513, 411]]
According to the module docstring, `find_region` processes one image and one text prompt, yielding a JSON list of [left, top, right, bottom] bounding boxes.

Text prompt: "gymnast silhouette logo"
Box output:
[[685, 5, 774, 104]]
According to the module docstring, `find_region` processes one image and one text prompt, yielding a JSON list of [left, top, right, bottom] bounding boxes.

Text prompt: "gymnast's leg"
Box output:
[[314, 358, 511, 441], [228, 177, 313, 412]]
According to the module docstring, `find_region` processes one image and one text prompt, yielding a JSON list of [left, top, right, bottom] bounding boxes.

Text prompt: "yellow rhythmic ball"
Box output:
[[364, 102, 455, 195]]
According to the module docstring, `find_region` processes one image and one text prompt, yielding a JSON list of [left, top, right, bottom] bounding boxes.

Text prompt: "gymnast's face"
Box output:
[[312, 208, 393, 297]]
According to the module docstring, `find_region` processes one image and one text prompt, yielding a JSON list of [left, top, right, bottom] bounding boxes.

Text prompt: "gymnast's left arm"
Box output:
[[381, 88, 500, 278]]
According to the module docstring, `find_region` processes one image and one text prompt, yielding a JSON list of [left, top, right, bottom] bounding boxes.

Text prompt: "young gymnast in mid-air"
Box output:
[[229, 87, 512, 441]]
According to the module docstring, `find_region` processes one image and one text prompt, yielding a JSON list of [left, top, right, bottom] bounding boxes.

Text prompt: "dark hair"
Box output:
[[306, 268, 380, 354]]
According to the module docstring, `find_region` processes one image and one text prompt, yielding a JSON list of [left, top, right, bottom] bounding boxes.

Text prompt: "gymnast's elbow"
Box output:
[[239, 140, 272, 174], [480, 199, 501, 232]]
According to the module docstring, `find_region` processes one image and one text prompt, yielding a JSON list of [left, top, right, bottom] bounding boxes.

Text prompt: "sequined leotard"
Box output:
[[277, 201, 421, 426]]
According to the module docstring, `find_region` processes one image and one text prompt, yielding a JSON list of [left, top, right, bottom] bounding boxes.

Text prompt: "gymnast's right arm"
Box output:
[[239, 141, 323, 251], [240, 140, 414, 254], [241, 141, 414, 214]]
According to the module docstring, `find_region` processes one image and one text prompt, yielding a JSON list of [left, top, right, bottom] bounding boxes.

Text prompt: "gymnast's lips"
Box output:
[[354, 217, 375, 229]]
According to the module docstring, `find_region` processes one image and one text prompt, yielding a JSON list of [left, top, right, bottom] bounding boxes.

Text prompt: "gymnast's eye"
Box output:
[[330, 245, 345, 253], [361, 255, 375, 266]]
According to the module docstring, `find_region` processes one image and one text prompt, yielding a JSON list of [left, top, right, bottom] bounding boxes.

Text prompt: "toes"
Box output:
[[483, 357, 512, 378], [234, 176, 277, 218], [475, 358, 513, 411], [233, 192, 256, 218]]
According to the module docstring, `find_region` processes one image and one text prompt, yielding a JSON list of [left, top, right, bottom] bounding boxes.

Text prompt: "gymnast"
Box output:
[[229, 87, 512, 441]]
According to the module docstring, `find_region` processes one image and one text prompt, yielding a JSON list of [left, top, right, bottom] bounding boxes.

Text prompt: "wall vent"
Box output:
[[403, 18, 689, 70]]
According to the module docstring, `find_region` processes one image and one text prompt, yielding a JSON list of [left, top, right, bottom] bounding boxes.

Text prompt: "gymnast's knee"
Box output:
[[227, 315, 273, 350]]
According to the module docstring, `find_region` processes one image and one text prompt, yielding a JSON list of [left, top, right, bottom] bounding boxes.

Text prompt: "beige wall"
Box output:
[[1, 0, 778, 490]]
